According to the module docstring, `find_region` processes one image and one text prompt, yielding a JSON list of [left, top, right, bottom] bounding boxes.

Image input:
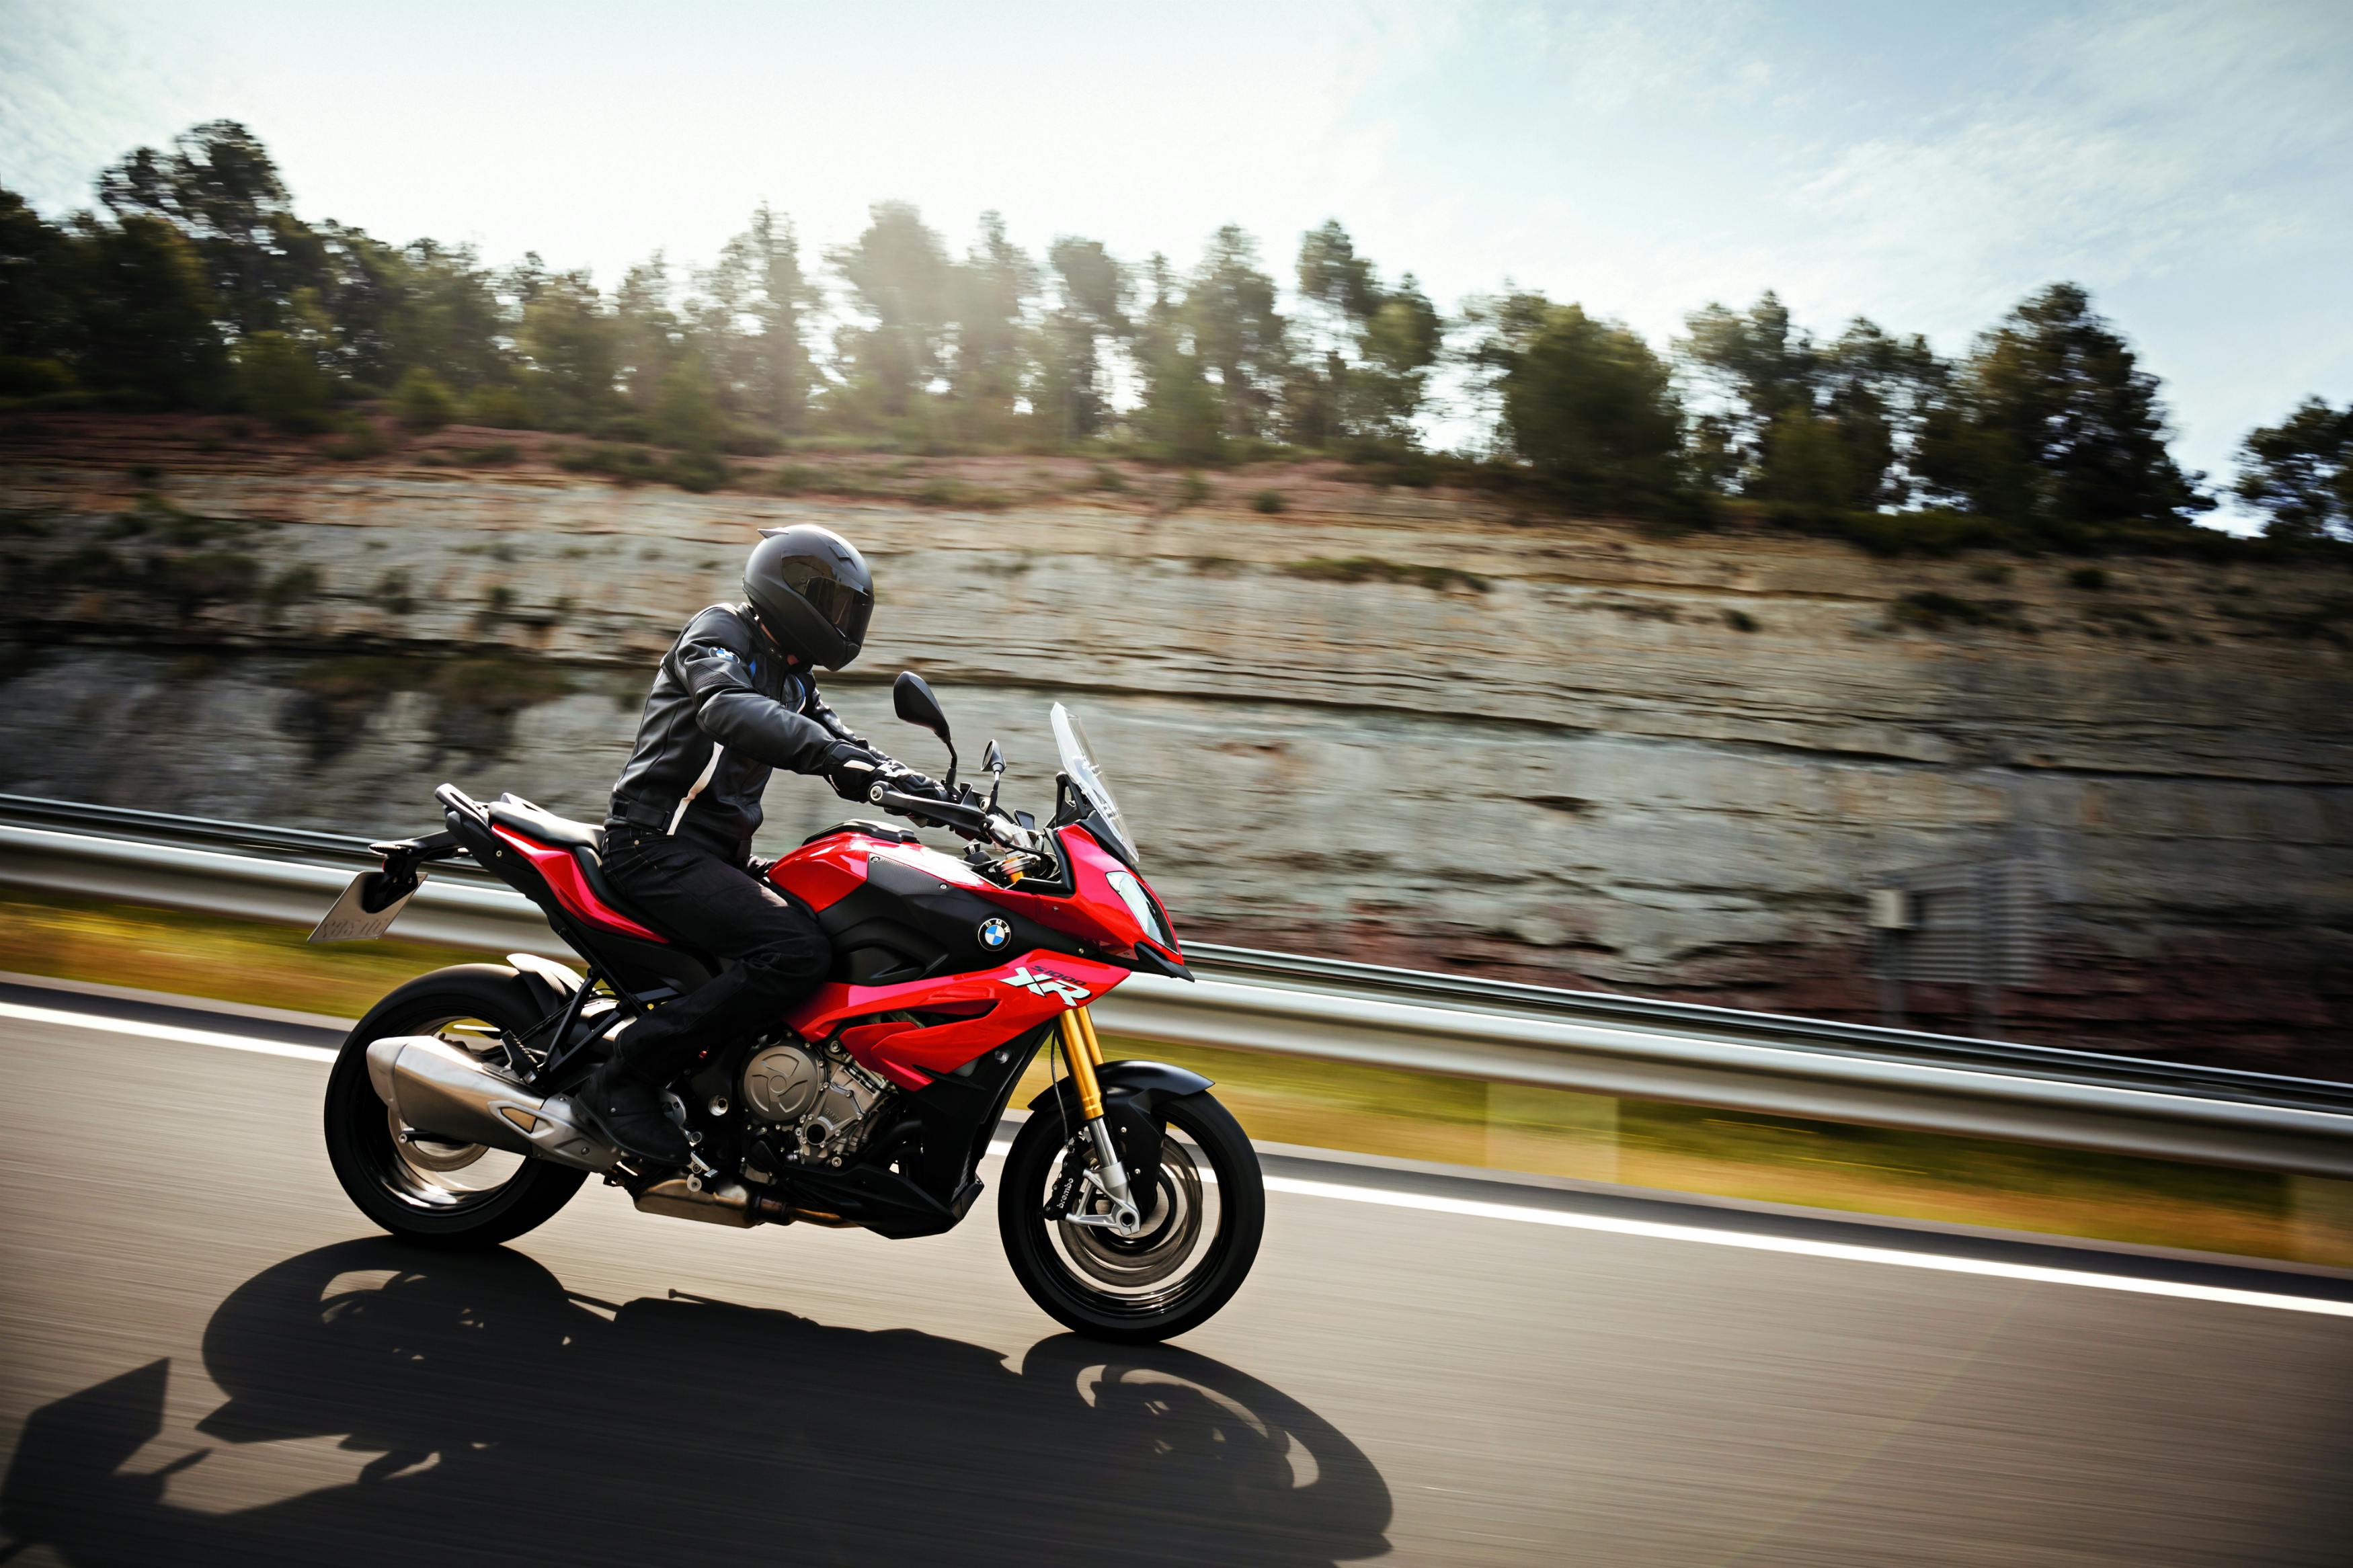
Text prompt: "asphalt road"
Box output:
[[1, 981, 2350, 1567]]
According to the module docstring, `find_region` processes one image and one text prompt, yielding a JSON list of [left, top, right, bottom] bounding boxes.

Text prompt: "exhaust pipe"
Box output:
[[365, 1035, 853, 1229], [365, 1034, 620, 1173], [635, 1176, 758, 1227]]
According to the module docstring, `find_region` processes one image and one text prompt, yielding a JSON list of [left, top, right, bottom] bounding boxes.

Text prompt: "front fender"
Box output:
[[1025, 1059, 1213, 1119]]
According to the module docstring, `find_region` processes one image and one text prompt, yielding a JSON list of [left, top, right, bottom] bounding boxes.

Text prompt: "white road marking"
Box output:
[[1264, 1175, 2353, 1319], [6, 997, 2350, 1320], [0, 1000, 339, 1063]]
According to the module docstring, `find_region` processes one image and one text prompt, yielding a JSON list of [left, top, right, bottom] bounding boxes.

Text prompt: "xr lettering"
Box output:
[[1002, 966, 1092, 1007]]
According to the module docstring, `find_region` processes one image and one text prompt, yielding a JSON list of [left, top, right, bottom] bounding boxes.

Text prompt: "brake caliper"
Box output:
[[1043, 1145, 1088, 1221]]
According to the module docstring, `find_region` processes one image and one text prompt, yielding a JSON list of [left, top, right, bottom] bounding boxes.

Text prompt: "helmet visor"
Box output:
[[797, 575, 873, 651]]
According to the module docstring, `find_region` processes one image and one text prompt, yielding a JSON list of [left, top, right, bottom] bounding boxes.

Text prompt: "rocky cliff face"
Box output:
[[4, 431, 2348, 1071]]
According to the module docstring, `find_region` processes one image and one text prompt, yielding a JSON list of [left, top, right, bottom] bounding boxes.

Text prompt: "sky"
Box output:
[[3, 0, 2349, 511]]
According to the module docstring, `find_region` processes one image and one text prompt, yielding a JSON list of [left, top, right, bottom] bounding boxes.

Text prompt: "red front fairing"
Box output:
[[763, 824, 1175, 1087], [765, 825, 1176, 960]]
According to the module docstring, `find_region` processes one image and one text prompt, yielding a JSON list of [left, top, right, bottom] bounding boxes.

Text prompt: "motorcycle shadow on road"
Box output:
[[1, 1237, 1392, 1568]]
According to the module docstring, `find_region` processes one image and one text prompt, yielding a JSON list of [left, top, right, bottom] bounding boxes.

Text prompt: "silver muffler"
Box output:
[[365, 1034, 621, 1173]]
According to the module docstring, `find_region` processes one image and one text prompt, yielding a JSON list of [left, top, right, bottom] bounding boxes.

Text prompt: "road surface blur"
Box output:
[[1, 986, 2348, 1566]]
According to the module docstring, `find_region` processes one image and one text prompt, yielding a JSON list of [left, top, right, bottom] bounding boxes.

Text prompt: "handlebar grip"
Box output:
[[874, 786, 1033, 851], [873, 785, 975, 828], [873, 785, 943, 813]]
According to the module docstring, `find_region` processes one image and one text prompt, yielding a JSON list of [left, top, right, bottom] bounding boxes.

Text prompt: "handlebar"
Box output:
[[872, 786, 1043, 854]]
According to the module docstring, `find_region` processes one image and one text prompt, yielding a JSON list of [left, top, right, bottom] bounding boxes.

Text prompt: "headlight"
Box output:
[[1103, 870, 1168, 948]]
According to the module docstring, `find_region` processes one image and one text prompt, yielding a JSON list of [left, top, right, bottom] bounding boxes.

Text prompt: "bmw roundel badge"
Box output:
[[978, 916, 1012, 950]]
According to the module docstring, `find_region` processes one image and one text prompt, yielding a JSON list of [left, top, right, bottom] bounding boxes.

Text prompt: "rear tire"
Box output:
[[324, 964, 588, 1249], [998, 1089, 1263, 1343]]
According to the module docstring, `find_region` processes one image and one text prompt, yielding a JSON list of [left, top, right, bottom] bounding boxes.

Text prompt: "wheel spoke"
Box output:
[[1031, 1112, 1238, 1320], [370, 1014, 527, 1209]]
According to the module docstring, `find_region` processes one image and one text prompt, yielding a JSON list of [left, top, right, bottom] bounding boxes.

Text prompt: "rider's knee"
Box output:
[[739, 928, 830, 992]]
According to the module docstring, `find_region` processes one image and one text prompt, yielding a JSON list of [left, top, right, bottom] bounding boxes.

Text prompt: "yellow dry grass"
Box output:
[[7, 883, 2348, 1266]]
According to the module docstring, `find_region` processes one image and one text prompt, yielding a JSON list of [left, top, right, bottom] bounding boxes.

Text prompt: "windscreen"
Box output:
[[1051, 702, 1138, 861]]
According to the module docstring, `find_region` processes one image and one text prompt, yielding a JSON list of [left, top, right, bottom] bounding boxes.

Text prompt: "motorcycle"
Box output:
[[317, 673, 1263, 1343]]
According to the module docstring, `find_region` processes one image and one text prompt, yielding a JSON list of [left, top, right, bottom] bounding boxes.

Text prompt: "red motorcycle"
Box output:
[[319, 675, 1263, 1342]]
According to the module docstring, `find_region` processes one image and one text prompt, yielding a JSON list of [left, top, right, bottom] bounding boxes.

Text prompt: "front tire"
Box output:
[[324, 964, 588, 1249], [998, 1089, 1264, 1342]]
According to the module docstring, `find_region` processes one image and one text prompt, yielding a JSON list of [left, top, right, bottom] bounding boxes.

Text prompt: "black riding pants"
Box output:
[[598, 831, 830, 1085]]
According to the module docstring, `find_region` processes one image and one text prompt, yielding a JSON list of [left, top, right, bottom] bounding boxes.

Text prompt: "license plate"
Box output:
[[309, 870, 424, 944]]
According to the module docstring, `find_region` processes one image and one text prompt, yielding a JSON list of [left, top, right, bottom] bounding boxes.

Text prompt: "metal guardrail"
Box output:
[[6, 793, 2353, 1180]]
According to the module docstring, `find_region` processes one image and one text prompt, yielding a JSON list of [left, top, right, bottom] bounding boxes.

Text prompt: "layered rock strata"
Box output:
[[3, 450, 2347, 1072]]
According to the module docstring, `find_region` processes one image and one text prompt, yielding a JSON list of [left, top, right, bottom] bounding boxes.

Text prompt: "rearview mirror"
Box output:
[[893, 671, 957, 787], [980, 737, 1005, 809]]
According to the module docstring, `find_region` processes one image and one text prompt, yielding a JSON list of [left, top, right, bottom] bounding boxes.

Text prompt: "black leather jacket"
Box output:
[[606, 603, 867, 863]]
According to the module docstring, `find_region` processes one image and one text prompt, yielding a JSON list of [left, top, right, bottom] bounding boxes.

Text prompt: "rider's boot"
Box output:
[[580, 1056, 692, 1167]]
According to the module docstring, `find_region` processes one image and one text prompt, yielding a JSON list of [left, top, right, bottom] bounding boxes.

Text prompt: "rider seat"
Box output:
[[486, 794, 672, 944], [434, 783, 718, 995], [487, 794, 600, 854]]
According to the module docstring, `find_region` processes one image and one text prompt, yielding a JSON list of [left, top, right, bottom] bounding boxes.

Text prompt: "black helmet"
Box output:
[[743, 525, 875, 669]]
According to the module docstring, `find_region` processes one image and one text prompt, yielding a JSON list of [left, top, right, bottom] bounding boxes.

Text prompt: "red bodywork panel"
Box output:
[[767, 827, 1173, 960], [766, 829, 877, 912], [493, 827, 667, 942], [787, 951, 1130, 1091], [496, 821, 1173, 1089], [763, 825, 1174, 1089]]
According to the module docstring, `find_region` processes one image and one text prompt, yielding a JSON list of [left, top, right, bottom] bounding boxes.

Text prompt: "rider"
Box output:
[[582, 524, 942, 1165]]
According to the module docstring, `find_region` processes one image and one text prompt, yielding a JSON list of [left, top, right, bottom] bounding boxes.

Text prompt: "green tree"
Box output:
[[1478, 292, 1683, 503], [1129, 252, 1224, 462], [1679, 294, 1944, 507], [1808, 320, 1946, 508], [831, 202, 953, 423], [1351, 284, 1442, 441], [235, 329, 333, 430], [383, 237, 508, 392], [947, 212, 1035, 436], [76, 216, 228, 406], [1755, 411, 1864, 510], [1680, 292, 1812, 440], [1917, 282, 2210, 529], [653, 351, 724, 451], [307, 221, 407, 391], [0, 188, 81, 381], [1035, 237, 1127, 444], [516, 270, 616, 428], [1291, 222, 1440, 446], [97, 120, 323, 339], [393, 366, 456, 429], [611, 254, 682, 417], [2235, 398, 2352, 541], [697, 203, 819, 437], [1185, 226, 1289, 440], [1135, 341, 1226, 465]]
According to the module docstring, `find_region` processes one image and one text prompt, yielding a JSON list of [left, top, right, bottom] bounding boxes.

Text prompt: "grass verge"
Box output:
[[5, 883, 2347, 1267]]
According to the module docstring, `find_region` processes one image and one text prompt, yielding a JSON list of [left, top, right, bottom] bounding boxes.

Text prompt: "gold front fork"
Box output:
[[1058, 1005, 1107, 1116], [1057, 1005, 1139, 1233]]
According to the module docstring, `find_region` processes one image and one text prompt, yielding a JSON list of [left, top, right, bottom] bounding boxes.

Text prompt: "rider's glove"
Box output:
[[888, 766, 947, 800], [822, 745, 944, 807], [822, 743, 888, 803]]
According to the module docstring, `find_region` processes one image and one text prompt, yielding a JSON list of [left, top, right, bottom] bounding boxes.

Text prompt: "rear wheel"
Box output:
[[324, 964, 588, 1249], [998, 1089, 1264, 1342]]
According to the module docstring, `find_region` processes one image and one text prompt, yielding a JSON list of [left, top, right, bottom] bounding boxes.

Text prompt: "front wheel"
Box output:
[[998, 1089, 1265, 1342]]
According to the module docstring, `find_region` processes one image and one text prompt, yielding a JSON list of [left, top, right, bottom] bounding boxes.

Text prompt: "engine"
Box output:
[[739, 1037, 892, 1167]]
